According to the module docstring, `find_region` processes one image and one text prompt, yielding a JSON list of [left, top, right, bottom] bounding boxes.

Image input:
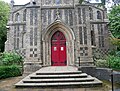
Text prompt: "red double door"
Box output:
[[51, 31, 67, 66]]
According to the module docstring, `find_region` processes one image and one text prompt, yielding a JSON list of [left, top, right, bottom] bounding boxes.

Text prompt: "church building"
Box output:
[[5, 0, 109, 73]]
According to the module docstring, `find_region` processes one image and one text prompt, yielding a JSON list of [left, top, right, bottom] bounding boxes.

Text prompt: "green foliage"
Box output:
[[107, 55, 120, 69], [96, 55, 120, 70], [0, 65, 22, 79], [108, 5, 120, 39], [0, 1, 10, 52], [0, 52, 23, 79], [0, 52, 23, 66], [108, 49, 120, 56], [96, 59, 109, 68]]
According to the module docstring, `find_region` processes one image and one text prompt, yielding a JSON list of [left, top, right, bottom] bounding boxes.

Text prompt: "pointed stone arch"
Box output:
[[42, 20, 75, 66]]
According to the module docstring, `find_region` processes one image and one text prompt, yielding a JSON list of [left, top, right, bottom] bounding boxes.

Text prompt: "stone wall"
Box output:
[[79, 67, 120, 83]]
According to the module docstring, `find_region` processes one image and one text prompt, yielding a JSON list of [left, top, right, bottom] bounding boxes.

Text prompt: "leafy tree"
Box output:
[[0, 0, 10, 52], [108, 5, 120, 39]]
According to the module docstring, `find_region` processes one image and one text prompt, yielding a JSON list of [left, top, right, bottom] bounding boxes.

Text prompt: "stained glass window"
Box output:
[[65, 9, 68, 24], [34, 28, 37, 46], [69, 9, 73, 26], [15, 13, 20, 21], [22, 35, 24, 48], [23, 9, 26, 21], [78, 8, 82, 24], [98, 24, 104, 47], [30, 9, 33, 25], [82, 8, 86, 24], [30, 28, 33, 46], [17, 38, 19, 49], [89, 8, 93, 20], [84, 27, 87, 44], [17, 26, 20, 37], [97, 11, 102, 19], [14, 25, 20, 49], [34, 8, 38, 25], [101, 36, 104, 47], [22, 25, 26, 48], [42, 10, 47, 23], [91, 25, 96, 46], [14, 26, 17, 49], [48, 9, 51, 24], [79, 27, 83, 44]]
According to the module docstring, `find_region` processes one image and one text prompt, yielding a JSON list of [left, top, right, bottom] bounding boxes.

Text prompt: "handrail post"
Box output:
[[78, 57, 80, 67], [110, 69, 114, 91]]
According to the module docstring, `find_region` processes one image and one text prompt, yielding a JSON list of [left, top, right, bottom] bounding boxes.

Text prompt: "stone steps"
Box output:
[[36, 71, 82, 75], [16, 79, 102, 87], [23, 76, 94, 83], [30, 73, 88, 79], [15, 66, 102, 88]]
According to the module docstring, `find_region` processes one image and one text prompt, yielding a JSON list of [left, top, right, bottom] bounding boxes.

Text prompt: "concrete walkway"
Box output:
[[37, 66, 78, 72]]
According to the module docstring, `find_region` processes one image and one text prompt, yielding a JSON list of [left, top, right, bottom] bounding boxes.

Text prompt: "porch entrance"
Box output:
[[51, 31, 67, 66]]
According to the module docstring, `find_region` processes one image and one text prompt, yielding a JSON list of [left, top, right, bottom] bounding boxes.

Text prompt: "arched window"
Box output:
[[23, 9, 26, 21], [15, 13, 20, 21], [89, 8, 93, 20], [97, 11, 102, 19]]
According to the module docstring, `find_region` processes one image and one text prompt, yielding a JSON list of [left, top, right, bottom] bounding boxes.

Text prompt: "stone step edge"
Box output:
[[23, 77, 95, 83], [36, 71, 82, 75], [15, 80, 102, 88], [30, 73, 88, 79]]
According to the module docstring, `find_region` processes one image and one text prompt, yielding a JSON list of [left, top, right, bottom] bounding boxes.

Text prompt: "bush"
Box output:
[[96, 59, 109, 68], [0, 65, 22, 79], [108, 50, 120, 57], [96, 55, 120, 70], [0, 52, 23, 66], [107, 55, 120, 70]]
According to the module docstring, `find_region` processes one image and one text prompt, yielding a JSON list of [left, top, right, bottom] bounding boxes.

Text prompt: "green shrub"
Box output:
[[108, 50, 120, 57], [107, 55, 120, 70], [0, 52, 23, 66], [96, 59, 109, 68], [0, 65, 22, 79], [96, 55, 120, 70]]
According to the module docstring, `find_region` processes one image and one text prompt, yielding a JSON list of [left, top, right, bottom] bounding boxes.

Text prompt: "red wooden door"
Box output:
[[51, 31, 67, 66]]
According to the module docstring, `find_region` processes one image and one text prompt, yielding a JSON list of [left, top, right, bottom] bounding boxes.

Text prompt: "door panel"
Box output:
[[51, 31, 67, 66]]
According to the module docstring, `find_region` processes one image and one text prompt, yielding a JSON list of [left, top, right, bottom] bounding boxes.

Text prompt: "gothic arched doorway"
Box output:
[[51, 31, 67, 66]]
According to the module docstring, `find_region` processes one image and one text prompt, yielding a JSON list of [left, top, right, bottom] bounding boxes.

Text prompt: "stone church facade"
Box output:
[[5, 0, 109, 73]]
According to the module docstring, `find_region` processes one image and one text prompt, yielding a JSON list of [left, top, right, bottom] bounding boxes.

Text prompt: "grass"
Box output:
[[102, 80, 120, 89]]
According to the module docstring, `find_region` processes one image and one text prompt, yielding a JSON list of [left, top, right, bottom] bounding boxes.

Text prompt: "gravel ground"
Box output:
[[0, 76, 111, 91]]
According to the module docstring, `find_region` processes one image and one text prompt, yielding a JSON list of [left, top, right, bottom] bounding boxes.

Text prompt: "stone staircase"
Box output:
[[15, 66, 102, 87]]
